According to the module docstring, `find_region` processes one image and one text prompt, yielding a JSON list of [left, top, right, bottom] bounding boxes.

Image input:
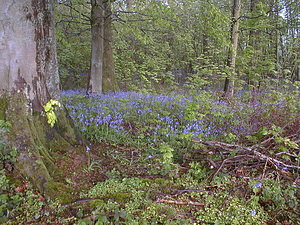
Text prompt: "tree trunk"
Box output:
[[0, 0, 81, 198], [224, 0, 241, 97], [248, 0, 260, 95], [88, 0, 119, 94], [103, 0, 119, 93], [88, 0, 104, 94]]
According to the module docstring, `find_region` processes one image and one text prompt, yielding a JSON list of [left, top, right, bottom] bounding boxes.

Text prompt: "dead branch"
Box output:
[[207, 159, 227, 183], [192, 138, 300, 171], [156, 199, 205, 206]]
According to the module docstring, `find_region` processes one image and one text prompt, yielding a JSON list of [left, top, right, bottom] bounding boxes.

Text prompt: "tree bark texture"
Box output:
[[88, 0, 119, 94], [0, 0, 81, 198], [224, 0, 241, 97], [103, 1, 119, 93], [89, 0, 104, 94]]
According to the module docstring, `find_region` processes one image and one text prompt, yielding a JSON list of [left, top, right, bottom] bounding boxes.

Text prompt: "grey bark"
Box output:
[[89, 0, 104, 94], [103, 0, 119, 92], [0, 0, 81, 197], [224, 0, 241, 97], [0, 0, 60, 108], [88, 0, 119, 94]]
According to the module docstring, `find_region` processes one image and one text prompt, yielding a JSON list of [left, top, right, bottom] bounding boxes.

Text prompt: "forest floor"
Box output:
[[2, 90, 300, 224], [9, 136, 299, 224]]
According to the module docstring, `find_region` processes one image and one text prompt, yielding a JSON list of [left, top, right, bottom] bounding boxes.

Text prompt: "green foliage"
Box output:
[[55, 0, 299, 92], [113, 0, 231, 91], [159, 143, 177, 173], [51, 1, 300, 223], [43, 100, 62, 127], [0, 120, 62, 224], [55, 1, 91, 89], [0, 120, 17, 170], [187, 162, 209, 182], [80, 177, 191, 224], [0, 170, 10, 222], [0, 180, 64, 224], [249, 179, 299, 223], [194, 194, 267, 224]]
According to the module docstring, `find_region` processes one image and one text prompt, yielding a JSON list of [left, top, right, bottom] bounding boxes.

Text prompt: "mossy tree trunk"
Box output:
[[0, 0, 81, 198]]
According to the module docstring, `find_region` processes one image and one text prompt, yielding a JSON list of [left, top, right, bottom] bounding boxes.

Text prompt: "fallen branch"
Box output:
[[156, 199, 205, 206], [192, 138, 300, 171], [207, 158, 227, 183]]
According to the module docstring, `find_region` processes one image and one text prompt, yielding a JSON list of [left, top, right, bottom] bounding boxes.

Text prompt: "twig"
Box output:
[[156, 199, 205, 206], [260, 137, 274, 145], [228, 173, 261, 180], [206, 157, 218, 168], [192, 138, 300, 171], [206, 159, 227, 183], [262, 158, 268, 179], [204, 184, 225, 188], [174, 189, 213, 197], [275, 152, 298, 157]]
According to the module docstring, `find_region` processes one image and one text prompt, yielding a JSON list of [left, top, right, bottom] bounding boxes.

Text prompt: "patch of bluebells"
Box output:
[[63, 90, 194, 139], [61, 89, 299, 146], [63, 90, 239, 142]]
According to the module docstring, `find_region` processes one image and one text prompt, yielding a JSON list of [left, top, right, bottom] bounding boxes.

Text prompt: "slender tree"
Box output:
[[0, 0, 81, 196], [224, 0, 241, 97], [88, 0, 105, 94]]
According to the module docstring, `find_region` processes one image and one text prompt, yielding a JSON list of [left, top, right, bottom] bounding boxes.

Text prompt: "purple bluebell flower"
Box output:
[[255, 182, 262, 188]]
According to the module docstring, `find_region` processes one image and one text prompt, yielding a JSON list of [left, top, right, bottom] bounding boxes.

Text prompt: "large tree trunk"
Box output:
[[88, 0, 119, 94], [0, 0, 81, 198], [224, 0, 241, 97]]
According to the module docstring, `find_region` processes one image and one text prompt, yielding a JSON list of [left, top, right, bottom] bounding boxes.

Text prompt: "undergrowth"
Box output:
[[60, 89, 299, 225], [2, 88, 300, 224]]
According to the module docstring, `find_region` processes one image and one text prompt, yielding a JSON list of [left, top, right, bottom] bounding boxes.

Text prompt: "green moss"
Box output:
[[153, 178, 171, 186], [37, 146, 60, 177], [44, 181, 74, 203], [6, 174, 23, 187], [156, 204, 177, 218], [88, 199, 105, 208], [0, 95, 8, 120], [54, 108, 83, 146]]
